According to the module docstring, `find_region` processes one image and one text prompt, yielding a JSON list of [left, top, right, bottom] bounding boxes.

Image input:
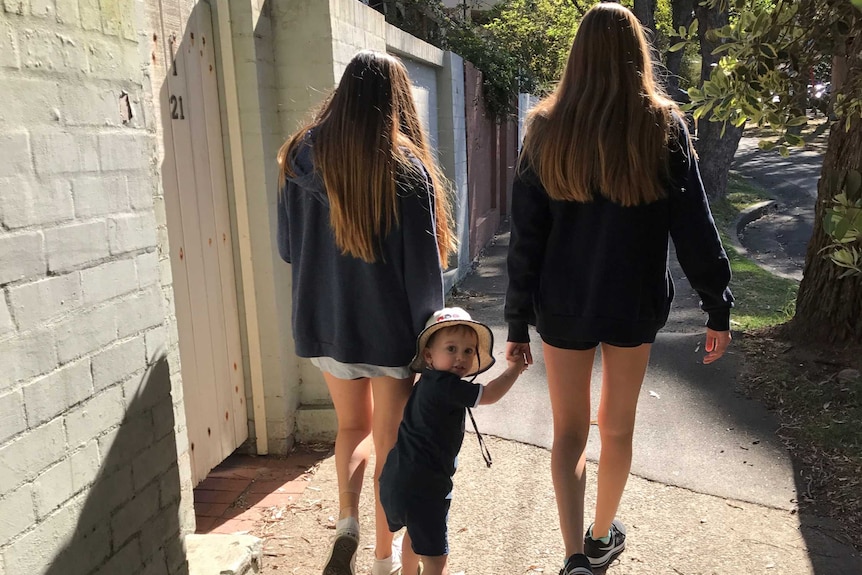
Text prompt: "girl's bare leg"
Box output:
[[544, 343, 596, 557], [370, 376, 414, 559], [323, 373, 373, 521], [401, 531, 420, 575], [419, 554, 448, 575], [592, 343, 651, 537]]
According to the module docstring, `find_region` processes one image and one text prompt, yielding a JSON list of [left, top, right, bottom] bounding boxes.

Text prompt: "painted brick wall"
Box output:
[[0, 1, 191, 573]]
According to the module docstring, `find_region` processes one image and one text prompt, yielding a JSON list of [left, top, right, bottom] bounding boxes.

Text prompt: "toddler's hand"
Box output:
[[507, 355, 527, 374], [505, 342, 533, 366]]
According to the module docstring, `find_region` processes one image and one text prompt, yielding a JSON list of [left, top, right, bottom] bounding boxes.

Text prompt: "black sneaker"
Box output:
[[584, 519, 626, 569], [560, 553, 593, 575]]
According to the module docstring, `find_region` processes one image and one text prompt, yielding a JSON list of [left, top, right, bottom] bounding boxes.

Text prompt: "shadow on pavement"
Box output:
[[455, 223, 862, 573]]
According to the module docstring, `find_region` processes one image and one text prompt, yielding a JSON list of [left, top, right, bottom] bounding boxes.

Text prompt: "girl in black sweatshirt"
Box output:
[[504, 5, 733, 575]]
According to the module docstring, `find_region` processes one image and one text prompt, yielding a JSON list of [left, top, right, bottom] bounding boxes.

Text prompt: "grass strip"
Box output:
[[709, 173, 799, 331]]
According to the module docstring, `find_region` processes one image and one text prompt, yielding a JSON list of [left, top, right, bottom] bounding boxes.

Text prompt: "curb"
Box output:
[[726, 200, 802, 282], [727, 200, 778, 259]]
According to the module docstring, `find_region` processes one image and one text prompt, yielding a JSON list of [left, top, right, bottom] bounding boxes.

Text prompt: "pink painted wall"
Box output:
[[464, 62, 518, 260]]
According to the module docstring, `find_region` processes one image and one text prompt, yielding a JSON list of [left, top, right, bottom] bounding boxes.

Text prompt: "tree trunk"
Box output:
[[664, 0, 696, 93], [633, 0, 657, 33], [693, 1, 743, 200], [633, 0, 660, 65], [791, 32, 862, 347]]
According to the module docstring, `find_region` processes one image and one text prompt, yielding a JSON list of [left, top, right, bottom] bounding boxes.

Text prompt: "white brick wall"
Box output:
[[0, 390, 25, 445], [0, 484, 34, 547], [0, 2, 190, 574], [8, 272, 82, 331], [0, 176, 75, 229], [21, 359, 92, 427]]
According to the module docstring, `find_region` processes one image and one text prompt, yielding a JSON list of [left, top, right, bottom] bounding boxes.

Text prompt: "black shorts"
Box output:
[[540, 334, 651, 350], [379, 474, 451, 557]]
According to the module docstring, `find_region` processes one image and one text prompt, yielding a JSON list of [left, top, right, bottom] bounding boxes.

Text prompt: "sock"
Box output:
[[336, 516, 359, 539], [588, 525, 611, 544]]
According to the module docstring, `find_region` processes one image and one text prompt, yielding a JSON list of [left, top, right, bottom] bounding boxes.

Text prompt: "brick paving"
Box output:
[[192, 446, 330, 535]]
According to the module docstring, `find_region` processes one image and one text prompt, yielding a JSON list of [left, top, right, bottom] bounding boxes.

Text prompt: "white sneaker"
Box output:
[[323, 517, 360, 575], [371, 534, 403, 575]]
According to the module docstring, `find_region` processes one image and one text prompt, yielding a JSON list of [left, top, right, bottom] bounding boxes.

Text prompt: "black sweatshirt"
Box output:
[[505, 121, 734, 344], [277, 134, 444, 366]]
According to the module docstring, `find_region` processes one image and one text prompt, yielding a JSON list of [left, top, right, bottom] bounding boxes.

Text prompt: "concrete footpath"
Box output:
[[730, 137, 821, 280], [243, 225, 862, 575], [440, 227, 862, 574]]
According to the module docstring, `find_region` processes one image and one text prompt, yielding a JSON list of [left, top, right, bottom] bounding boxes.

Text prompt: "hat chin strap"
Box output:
[[466, 356, 492, 468]]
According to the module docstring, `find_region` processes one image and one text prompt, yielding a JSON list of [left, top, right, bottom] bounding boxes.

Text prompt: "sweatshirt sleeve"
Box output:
[[505, 164, 551, 342], [668, 131, 734, 331], [276, 185, 291, 264], [400, 161, 444, 338]]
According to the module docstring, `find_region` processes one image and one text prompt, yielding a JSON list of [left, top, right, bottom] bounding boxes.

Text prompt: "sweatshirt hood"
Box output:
[[285, 133, 329, 206]]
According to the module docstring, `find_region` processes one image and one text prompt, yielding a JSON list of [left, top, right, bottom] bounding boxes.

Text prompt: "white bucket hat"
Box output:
[[409, 307, 495, 376]]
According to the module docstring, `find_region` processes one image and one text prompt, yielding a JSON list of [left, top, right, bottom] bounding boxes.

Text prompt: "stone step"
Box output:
[[186, 533, 262, 575]]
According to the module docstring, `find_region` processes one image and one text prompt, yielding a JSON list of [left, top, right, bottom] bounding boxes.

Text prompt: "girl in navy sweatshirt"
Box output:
[[277, 51, 455, 575], [504, 5, 734, 575]]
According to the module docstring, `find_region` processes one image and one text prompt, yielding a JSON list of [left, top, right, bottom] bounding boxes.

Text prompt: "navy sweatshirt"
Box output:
[[505, 121, 734, 344], [276, 135, 444, 366]]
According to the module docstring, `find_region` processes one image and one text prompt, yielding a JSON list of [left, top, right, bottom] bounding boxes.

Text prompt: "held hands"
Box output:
[[703, 328, 731, 364], [505, 342, 533, 374]]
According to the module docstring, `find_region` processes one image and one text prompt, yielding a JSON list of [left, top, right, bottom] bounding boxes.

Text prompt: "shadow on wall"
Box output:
[[44, 354, 188, 575]]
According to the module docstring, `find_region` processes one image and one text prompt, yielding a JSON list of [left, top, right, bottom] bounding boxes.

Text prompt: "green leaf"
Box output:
[[669, 41, 688, 53], [830, 248, 858, 267], [851, 0, 861, 13], [758, 139, 777, 151], [690, 19, 699, 36], [833, 215, 853, 242], [785, 133, 805, 147], [759, 43, 777, 58], [779, 145, 790, 157], [786, 115, 808, 127], [711, 43, 735, 55], [693, 100, 715, 120], [823, 213, 838, 236]]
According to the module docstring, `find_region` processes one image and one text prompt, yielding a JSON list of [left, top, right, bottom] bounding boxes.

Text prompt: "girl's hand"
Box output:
[[703, 329, 731, 364], [507, 354, 527, 374], [506, 342, 533, 366]]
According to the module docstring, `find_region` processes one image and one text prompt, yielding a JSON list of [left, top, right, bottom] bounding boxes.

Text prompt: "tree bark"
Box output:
[[633, 0, 657, 33], [693, 1, 743, 199], [664, 0, 696, 93], [791, 31, 862, 347], [633, 0, 661, 66]]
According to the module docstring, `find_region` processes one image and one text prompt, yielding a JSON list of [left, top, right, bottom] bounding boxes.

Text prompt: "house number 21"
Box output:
[[170, 95, 185, 120]]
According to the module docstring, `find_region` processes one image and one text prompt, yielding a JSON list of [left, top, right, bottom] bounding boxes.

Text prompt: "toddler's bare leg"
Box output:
[[401, 530, 420, 575], [419, 554, 448, 575]]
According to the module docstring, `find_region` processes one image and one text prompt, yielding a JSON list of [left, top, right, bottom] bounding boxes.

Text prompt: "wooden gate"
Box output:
[[155, 0, 248, 485]]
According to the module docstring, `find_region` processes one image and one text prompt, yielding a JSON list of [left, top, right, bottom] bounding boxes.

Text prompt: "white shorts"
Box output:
[[310, 357, 413, 380]]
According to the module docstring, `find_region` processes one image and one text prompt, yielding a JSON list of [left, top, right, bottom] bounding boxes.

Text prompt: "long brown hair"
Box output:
[[278, 50, 455, 265], [521, 3, 682, 206]]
